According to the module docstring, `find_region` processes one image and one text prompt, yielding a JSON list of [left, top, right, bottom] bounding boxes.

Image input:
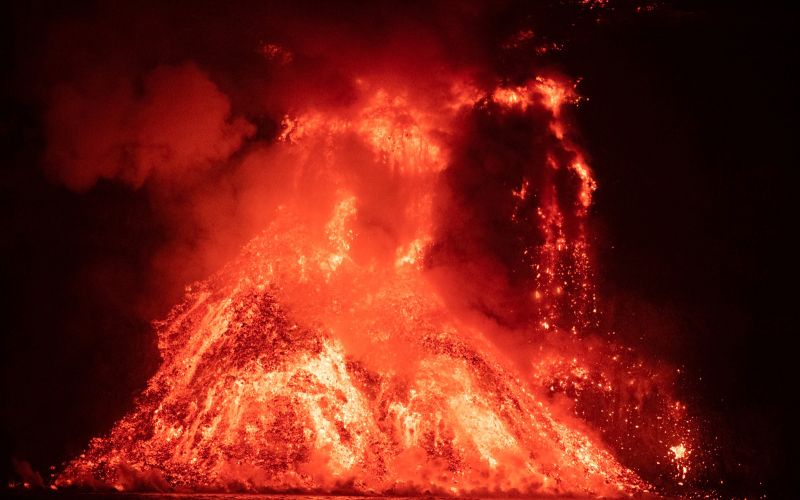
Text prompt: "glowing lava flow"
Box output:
[[57, 77, 696, 495]]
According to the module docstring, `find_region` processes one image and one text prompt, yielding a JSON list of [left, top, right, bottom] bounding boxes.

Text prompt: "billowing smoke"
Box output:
[[45, 62, 254, 190], [29, 1, 496, 315]]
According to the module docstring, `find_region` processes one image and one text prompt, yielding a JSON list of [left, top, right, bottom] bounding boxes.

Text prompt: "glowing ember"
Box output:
[[57, 74, 699, 495], [671, 443, 687, 460]]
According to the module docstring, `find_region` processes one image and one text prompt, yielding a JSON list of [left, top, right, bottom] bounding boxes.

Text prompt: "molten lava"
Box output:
[[58, 75, 699, 495]]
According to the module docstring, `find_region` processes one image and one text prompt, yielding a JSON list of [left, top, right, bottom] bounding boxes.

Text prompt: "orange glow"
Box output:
[[571, 158, 598, 209], [56, 74, 699, 496], [671, 443, 687, 460], [491, 86, 533, 108]]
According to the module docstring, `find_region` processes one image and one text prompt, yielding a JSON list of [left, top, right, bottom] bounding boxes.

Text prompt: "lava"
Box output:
[[56, 75, 700, 496]]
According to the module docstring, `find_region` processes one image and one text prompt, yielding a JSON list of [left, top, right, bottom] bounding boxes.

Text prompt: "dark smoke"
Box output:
[[429, 97, 586, 329], [45, 62, 254, 190]]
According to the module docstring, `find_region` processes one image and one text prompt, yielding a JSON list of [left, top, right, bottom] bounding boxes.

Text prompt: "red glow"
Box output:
[[56, 75, 701, 496]]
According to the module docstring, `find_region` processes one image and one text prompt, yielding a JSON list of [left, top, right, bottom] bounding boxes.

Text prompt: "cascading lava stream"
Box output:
[[57, 74, 699, 496]]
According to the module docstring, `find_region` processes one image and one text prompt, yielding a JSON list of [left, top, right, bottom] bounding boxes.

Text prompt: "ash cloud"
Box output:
[[23, 1, 519, 316], [45, 62, 254, 190]]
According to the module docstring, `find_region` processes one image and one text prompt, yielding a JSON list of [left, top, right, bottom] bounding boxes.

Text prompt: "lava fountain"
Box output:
[[57, 74, 698, 496]]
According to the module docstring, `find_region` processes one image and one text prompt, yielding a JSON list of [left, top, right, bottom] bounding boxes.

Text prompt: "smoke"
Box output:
[[45, 62, 254, 190], [428, 95, 587, 329], [25, 1, 499, 317]]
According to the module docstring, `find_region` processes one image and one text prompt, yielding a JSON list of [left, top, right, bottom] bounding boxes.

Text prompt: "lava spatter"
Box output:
[[57, 76, 697, 496]]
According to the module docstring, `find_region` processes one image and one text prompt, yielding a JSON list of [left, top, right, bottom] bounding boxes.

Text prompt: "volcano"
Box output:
[[58, 208, 644, 495], [6, 1, 796, 497], [54, 77, 694, 496]]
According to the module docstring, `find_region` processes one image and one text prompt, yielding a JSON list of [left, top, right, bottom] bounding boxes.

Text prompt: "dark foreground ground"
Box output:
[[0, 492, 666, 500]]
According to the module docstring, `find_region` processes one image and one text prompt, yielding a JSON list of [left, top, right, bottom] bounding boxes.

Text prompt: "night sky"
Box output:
[[2, 1, 796, 496]]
